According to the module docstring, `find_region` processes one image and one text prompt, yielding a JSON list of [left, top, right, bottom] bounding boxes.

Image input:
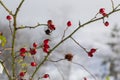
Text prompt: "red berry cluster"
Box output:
[[87, 48, 97, 57], [99, 8, 109, 27], [19, 42, 38, 57], [45, 20, 56, 35], [43, 39, 50, 53], [99, 8, 107, 16], [30, 42, 38, 55], [20, 47, 27, 57]]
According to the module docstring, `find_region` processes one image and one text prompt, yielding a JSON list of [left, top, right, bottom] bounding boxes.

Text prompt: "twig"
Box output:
[[111, 0, 115, 11], [90, 13, 99, 21], [115, 4, 120, 10], [9, 21, 13, 35], [16, 23, 47, 30], [14, 0, 25, 16], [72, 62, 97, 80], [54, 63, 65, 80], [0, 60, 11, 79], [70, 37, 88, 53], [0, 0, 13, 15], [48, 59, 65, 62], [61, 27, 68, 40]]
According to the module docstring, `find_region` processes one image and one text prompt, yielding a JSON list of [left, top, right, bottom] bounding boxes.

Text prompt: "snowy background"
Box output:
[[0, 0, 120, 80]]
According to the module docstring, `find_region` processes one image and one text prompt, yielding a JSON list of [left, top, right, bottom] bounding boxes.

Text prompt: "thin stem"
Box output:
[[111, 0, 114, 11], [70, 37, 88, 53], [115, 4, 120, 10], [9, 21, 13, 35], [72, 62, 97, 80], [48, 59, 65, 62], [11, 27, 17, 79], [0, 60, 11, 80], [14, 0, 25, 16], [16, 23, 47, 30], [0, 0, 13, 15], [61, 27, 68, 40]]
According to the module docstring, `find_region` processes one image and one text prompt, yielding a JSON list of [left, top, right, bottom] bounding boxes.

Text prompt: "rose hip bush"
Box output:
[[0, 0, 120, 80]]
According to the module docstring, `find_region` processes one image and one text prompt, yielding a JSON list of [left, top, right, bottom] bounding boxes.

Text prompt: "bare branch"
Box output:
[[14, 0, 25, 16], [0, 60, 11, 79], [70, 37, 88, 53], [72, 62, 97, 80], [0, 0, 13, 15], [17, 23, 47, 30]]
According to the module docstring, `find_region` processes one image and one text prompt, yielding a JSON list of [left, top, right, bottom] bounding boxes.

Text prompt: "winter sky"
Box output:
[[0, 0, 120, 80]]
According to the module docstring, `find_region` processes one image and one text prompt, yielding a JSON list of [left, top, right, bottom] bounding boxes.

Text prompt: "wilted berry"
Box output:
[[65, 53, 73, 61], [45, 29, 51, 35]]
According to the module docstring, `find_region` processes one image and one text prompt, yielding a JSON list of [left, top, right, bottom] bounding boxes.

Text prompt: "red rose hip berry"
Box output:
[[99, 8, 105, 14], [43, 74, 49, 78], [31, 62, 37, 67], [20, 48, 27, 53], [19, 71, 26, 77], [6, 15, 12, 21], [67, 21, 72, 27], [104, 21, 109, 27], [20, 52, 26, 57], [33, 42, 38, 48]]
